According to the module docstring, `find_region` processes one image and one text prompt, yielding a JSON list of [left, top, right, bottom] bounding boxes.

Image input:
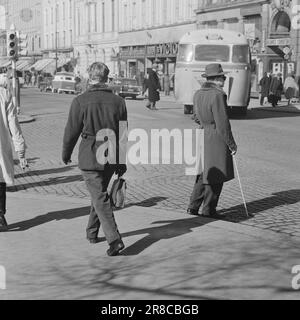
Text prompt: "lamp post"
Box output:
[[55, 1, 58, 73]]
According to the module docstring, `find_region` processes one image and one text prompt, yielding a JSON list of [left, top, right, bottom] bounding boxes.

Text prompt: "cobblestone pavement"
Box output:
[[9, 89, 300, 238]]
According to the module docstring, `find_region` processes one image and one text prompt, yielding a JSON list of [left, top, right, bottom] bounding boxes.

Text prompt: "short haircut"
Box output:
[[88, 62, 110, 83]]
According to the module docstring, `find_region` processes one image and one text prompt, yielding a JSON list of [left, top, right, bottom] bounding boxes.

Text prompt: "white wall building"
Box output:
[[42, 0, 75, 72], [118, 0, 199, 78], [73, 0, 119, 77]]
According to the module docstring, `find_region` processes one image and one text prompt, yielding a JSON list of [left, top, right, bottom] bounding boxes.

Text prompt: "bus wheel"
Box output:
[[184, 105, 193, 115]]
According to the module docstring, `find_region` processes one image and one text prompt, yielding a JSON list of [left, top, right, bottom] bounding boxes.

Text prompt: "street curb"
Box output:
[[18, 115, 35, 124], [255, 107, 300, 114]]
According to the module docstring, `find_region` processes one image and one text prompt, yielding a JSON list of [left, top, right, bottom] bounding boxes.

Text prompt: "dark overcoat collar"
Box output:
[[201, 81, 226, 95]]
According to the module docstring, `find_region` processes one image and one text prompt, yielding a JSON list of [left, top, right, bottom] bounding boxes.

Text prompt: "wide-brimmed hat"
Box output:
[[202, 63, 226, 78]]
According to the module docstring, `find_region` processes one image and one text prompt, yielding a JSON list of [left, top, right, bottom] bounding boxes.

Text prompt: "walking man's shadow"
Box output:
[[120, 216, 211, 256]]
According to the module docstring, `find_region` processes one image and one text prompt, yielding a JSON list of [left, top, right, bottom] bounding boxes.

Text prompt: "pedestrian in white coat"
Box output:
[[0, 80, 28, 231]]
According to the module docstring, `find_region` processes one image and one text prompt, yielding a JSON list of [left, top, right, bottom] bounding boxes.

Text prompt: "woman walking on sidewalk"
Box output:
[[144, 64, 161, 110], [0, 79, 28, 231]]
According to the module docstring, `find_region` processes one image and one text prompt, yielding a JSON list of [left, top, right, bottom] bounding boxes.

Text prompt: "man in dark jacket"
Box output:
[[187, 63, 237, 218], [269, 73, 283, 107], [62, 62, 127, 256], [259, 72, 271, 106], [144, 64, 161, 110]]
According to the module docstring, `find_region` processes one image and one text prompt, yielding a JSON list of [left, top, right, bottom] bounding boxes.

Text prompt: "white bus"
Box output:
[[175, 29, 252, 115]]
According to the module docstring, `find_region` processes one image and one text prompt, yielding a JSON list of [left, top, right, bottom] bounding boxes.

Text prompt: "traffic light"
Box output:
[[7, 31, 18, 59], [17, 32, 28, 56]]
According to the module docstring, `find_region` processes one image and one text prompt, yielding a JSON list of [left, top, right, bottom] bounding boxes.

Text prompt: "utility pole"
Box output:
[[55, 2, 58, 73]]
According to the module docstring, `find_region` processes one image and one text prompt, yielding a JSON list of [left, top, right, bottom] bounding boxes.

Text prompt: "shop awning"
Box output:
[[16, 60, 33, 71], [29, 59, 55, 72], [57, 58, 71, 68]]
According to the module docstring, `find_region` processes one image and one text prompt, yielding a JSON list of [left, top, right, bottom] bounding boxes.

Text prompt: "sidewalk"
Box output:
[[1, 192, 299, 300]]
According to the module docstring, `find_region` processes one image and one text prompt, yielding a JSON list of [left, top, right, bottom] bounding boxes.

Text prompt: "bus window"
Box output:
[[195, 45, 230, 62], [232, 45, 250, 64], [178, 44, 194, 62]]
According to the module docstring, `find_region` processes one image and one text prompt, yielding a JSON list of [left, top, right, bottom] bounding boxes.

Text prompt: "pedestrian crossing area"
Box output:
[[128, 107, 186, 121]]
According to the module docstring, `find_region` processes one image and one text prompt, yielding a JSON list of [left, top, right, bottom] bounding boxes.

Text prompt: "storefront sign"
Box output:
[[147, 43, 179, 58], [266, 38, 291, 46], [120, 46, 146, 59], [120, 42, 179, 60]]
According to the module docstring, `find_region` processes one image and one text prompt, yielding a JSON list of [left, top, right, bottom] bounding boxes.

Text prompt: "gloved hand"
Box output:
[[62, 151, 72, 165], [231, 146, 238, 156], [115, 164, 127, 177]]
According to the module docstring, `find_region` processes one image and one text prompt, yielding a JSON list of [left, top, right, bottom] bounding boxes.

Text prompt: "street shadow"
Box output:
[[7, 174, 84, 192], [230, 108, 300, 120], [220, 189, 300, 223], [120, 216, 212, 256], [114, 197, 168, 211], [6, 197, 168, 232], [14, 165, 77, 179], [7, 206, 92, 232]]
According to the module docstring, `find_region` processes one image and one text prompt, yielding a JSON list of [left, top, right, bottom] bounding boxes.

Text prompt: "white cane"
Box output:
[[233, 155, 252, 218]]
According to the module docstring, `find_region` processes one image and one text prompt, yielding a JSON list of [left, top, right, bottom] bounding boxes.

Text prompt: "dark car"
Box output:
[[110, 78, 143, 99]]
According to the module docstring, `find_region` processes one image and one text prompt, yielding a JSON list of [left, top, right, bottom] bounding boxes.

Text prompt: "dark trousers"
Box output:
[[0, 183, 6, 216], [189, 174, 223, 216], [260, 95, 266, 106], [82, 168, 121, 245]]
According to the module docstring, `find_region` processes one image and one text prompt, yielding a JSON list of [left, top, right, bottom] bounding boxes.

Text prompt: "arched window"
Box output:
[[271, 11, 291, 34]]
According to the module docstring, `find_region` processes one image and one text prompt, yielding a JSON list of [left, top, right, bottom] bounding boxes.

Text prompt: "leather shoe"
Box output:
[[187, 209, 199, 216], [88, 238, 99, 244], [202, 212, 226, 219], [107, 239, 125, 257], [0, 215, 8, 231]]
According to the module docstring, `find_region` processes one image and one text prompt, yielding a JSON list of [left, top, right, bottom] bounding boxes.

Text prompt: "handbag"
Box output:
[[110, 176, 127, 209]]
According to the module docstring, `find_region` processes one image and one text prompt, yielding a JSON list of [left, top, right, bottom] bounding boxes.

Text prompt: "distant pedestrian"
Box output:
[[144, 64, 161, 110], [269, 73, 283, 107], [259, 72, 271, 106], [164, 73, 171, 96], [31, 73, 36, 87], [62, 62, 127, 256], [0, 77, 28, 231], [284, 73, 299, 105], [187, 63, 237, 218]]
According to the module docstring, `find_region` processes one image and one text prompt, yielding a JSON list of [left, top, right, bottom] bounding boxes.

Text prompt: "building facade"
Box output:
[[42, 0, 75, 73], [195, 0, 298, 94], [118, 0, 199, 79], [72, 0, 119, 77]]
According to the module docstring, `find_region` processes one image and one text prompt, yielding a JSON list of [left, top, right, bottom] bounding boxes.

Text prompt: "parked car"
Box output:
[[51, 72, 76, 94], [110, 78, 143, 99]]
